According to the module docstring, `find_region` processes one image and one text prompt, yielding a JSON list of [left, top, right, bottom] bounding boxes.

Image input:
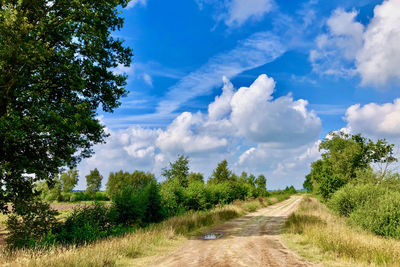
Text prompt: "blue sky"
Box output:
[[77, 0, 400, 190]]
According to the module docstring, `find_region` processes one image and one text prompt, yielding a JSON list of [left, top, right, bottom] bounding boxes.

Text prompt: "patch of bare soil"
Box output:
[[151, 196, 314, 267]]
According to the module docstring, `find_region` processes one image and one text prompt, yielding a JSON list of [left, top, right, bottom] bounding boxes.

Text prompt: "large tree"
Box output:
[[0, 0, 132, 211], [307, 132, 397, 199]]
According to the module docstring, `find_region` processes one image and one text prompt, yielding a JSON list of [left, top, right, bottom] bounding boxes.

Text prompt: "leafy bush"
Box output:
[[94, 191, 110, 201], [182, 181, 207, 211], [6, 200, 59, 249], [349, 191, 400, 239], [328, 183, 387, 217], [205, 182, 233, 207], [113, 186, 147, 226], [142, 180, 165, 224], [160, 178, 186, 217], [69, 191, 90, 202], [56, 203, 119, 245]]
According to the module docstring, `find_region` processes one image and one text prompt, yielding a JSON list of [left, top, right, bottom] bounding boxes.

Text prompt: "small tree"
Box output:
[[255, 174, 267, 196], [161, 155, 190, 187], [208, 160, 233, 184], [86, 169, 102, 196], [60, 169, 79, 193], [106, 170, 154, 200], [246, 174, 256, 186]]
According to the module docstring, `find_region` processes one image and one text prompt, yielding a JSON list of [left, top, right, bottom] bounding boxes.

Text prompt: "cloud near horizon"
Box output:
[[78, 74, 322, 190]]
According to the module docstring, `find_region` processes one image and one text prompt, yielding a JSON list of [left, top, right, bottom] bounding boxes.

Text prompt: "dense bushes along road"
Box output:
[[6, 156, 294, 249], [304, 131, 400, 240]]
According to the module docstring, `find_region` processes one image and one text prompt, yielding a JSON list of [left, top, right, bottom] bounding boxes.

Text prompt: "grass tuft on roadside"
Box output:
[[283, 196, 400, 267]]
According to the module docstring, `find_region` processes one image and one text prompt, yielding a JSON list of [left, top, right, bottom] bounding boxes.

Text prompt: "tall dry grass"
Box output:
[[0, 196, 286, 267], [284, 196, 400, 266]]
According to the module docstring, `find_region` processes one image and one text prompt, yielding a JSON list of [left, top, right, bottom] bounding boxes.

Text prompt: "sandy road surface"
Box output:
[[152, 195, 313, 267]]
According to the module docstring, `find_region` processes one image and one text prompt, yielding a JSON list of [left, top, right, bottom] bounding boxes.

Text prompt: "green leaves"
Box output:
[[0, 0, 132, 210]]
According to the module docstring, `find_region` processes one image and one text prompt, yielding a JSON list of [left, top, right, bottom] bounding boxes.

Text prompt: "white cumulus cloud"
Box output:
[[356, 0, 400, 87], [311, 0, 400, 87], [78, 74, 321, 189], [230, 74, 321, 145], [345, 99, 400, 139]]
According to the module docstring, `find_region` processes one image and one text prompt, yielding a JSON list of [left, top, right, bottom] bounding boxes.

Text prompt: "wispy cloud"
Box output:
[[196, 0, 275, 28], [156, 32, 286, 114], [126, 0, 146, 9]]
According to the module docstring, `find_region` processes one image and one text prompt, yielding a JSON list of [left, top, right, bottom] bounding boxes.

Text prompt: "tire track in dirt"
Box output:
[[150, 195, 314, 267]]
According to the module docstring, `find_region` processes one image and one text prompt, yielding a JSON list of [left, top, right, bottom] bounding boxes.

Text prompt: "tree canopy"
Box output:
[[305, 132, 397, 199], [60, 169, 78, 193], [208, 160, 234, 184], [0, 0, 132, 211], [161, 155, 190, 187], [86, 168, 102, 194]]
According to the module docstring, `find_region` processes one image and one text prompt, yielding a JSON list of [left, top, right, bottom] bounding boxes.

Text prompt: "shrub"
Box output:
[[142, 180, 165, 224], [328, 183, 387, 217], [94, 191, 109, 201], [182, 181, 207, 211], [349, 191, 400, 239], [69, 191, 90, 202], [160, 178, 186, 217], [57, 203, 118, 245], [113, 186, 146, 226], [204, 182, 233, 207], [6, 200, 59, 249]]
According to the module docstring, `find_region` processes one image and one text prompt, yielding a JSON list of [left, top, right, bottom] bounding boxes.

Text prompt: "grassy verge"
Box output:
[[282, 196, 400, 267], [0, 194, 291, 267]]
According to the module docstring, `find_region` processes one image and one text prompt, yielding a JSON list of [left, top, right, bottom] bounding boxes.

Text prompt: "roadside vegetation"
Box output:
[[0, 192, 292, 267], [284, 196, 400, 266], [4, 155, 293, 251], [285, 131, 400, 266]]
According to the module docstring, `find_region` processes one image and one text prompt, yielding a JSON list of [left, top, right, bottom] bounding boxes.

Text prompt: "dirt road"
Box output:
[[152, 195, 313, 267]]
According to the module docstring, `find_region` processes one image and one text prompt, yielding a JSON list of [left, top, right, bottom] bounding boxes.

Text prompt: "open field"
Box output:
[[283, 196, 400, 267], [0, 194, 293, 266]]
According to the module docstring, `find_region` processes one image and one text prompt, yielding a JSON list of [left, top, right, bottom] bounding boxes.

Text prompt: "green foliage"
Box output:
[[306, 132, 396, 199], [60, 169, 78, 193], [56, 203, 119, 246], [349, 191, 400, 239], [37, 174, 63, 202], [188, 172, 204, 183], [6, 200, 59, 249], [161, 155, 190, 187], [113, 178, 164, 226], [183, 181, 207, 211], [113, 186, 147, 226], [208, 160, 234, 184], [255, 174, 268, 196], [303, 174, 313, 191], [204, 182, 234, 206], [328, 183, 387, 217], [86, 168, 103, 195], [142, 180, 165, 224], [160, 178, 186, 217], [106, 170, 154, 199], [0, 0, 132, 211]]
